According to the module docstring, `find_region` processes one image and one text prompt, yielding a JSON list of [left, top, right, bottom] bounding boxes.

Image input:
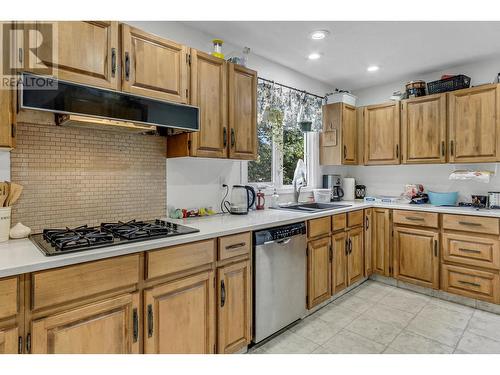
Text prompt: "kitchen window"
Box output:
[[247, 79, 322, 190]]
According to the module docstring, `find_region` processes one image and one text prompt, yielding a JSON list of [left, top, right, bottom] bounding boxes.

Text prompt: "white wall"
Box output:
[[128, 21, 333, 211], [323, 54, 500, 203]]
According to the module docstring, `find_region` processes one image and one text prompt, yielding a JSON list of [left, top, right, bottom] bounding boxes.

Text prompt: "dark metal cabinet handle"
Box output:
[[450, 140, 454, 156], [348, 238, 353, 254], [147, 304, 153, 338], [396, 144, 399, 158], [223, 127, 227, 147], [458, 280, 481, 288], [125, 52, 130, 81], [18, 336, 22, 354], [111, 48, 117, 77], [26, 333, 31, 353], [441, 141, 445, 157], [230, 128, 235, 147], [132, 308, 138, 343], [406, 216, 424, 221], [226, 242, 246, 250], [365, 216, 369, 230], [329, 244, 333, 262], [221, 280, 226, 307], [343, 145, 347, 160], [458, 248, 481, 254], [458, 221, 482, 227], [345, 239, 349, 256], [434, 240, 438, 257], [18, 47, 23, 64]]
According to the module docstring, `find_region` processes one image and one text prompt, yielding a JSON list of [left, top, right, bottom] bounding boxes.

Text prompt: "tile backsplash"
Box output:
[[11, 122, 166, 233]]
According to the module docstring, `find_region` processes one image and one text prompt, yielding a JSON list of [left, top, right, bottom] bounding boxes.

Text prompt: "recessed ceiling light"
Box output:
[[367, 65, 379, 72], [308, 52, 322, 60], [310, 30, 329, 40]]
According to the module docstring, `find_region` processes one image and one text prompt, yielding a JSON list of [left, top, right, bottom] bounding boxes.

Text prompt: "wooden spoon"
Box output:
[[0, 182, 9, 207], [6, 182, 23, 206]]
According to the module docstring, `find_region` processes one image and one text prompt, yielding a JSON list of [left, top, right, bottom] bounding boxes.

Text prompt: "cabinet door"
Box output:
[[190, 50, 228, 158], [401, 94, 447, 164], [0, 326, 18, 354], [121, 24, 188, 103], [144, 271, 215, 354], [372, 208, 391, 276], [448, 84, 500, 163], [307, 236, 332, 308], [332, 232, 347, 295], [364, 102, 400, 165], [347, 227, 364, 285], [364, 209, 372, 277], [31, 293, 139, 354], [33, 21, 119, 90], [228, 63, 257, 160], [393, 226, 439, 289], [342, 104, 358, 164], [217, 260, 251, 354]]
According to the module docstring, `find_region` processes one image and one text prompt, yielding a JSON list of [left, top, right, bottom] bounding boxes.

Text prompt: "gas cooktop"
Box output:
[[30, 219, 199, 256]]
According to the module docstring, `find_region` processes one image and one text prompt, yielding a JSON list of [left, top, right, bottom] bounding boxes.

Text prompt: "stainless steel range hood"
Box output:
[[20, 73, 199, 133]]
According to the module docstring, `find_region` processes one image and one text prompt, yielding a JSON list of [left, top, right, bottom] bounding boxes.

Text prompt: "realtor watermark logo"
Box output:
[[1, 22, 58, 90]]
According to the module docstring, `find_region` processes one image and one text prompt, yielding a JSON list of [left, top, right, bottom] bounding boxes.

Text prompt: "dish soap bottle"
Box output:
[[270, 189, 280, 209]]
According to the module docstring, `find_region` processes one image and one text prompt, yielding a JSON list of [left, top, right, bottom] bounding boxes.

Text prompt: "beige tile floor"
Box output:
[[249, 280, 500, 354]]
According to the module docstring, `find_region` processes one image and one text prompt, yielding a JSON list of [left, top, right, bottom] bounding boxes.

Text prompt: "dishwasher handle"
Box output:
[[263, 238, 293, 246]]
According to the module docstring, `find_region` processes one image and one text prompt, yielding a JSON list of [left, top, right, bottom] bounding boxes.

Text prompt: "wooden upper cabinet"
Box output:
[[307, 236, 332, 308], [364, 102, 400, 165], [121, 24, 188, 103], [217, 260, 251, 354], [32, 22, 119, 90], [144, 271, 215, 354], [189, 50, 228, 158], [393, 226, 439, 290], [401, 94, 447, 164], [448, 84, 500, 163], [228, 63, 257, 160], [31, 293, 140, 354], [320, 103, 359, 165]]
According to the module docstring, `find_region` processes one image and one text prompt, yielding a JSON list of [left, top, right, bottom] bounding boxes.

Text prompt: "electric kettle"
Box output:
[[230, 185, 256, 215]]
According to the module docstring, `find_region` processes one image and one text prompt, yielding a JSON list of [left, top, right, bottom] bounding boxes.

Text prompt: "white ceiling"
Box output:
[[184, 21, 500, 91]]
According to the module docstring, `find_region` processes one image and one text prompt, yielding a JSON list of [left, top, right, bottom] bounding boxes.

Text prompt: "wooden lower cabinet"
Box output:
[[144, 271, 215, 354], [372, 208, 391, 276], [307, 236, 332, 308], [31, 293, 140, 354], [332, 232, 347, 294], [393, 226, 439, 289], [347, 227, 364, 285], [217, 260, 251, 354], [0, 326, 18, 354]]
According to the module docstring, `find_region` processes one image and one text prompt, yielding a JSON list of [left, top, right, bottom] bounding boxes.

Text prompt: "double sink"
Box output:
[[276, 202, 351, 212]]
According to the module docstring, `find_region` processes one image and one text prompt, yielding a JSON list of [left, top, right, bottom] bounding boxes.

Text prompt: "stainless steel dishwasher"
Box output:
[[253, 222, 307, 344]]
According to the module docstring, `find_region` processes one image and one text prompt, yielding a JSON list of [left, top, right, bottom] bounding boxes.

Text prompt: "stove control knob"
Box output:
[[173, 223, 178, 230]]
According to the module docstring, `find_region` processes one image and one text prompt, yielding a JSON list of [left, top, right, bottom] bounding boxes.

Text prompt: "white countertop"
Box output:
[[1, 201, 500, 278]]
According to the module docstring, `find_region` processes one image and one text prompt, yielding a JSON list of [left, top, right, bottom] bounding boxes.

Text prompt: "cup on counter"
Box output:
[[0, 207, 11, 242]]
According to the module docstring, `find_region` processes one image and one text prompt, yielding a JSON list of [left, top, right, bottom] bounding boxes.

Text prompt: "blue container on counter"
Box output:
[[428, 191, 458, 206]]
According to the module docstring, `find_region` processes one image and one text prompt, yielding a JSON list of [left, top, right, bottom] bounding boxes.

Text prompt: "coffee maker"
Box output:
[[323, 174, 344, 201]]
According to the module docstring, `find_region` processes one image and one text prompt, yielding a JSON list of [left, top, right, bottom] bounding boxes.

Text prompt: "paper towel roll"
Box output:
[[343, 178, 355, 201]]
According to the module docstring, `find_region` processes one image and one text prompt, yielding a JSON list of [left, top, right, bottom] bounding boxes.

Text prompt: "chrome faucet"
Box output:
[[292, 159, 307, 203]]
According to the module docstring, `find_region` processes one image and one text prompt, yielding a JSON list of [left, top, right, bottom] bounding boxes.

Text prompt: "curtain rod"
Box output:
[[258, 77, 324, 100]]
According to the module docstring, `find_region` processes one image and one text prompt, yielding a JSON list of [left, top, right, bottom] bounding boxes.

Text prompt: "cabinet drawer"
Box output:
[[308, 217, 331, 238], [0, 277, 18, 320], [332, 213, 346, 232], [441, 264, 499, 303], [393, 210, 438, 228], [147, 239, 215, 280], [218, 232, 251, 261], [32, 255, 140, 310], [442, 233, 500, 270], [442, 214, 499, 235], [347, 210, 363, 228]]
